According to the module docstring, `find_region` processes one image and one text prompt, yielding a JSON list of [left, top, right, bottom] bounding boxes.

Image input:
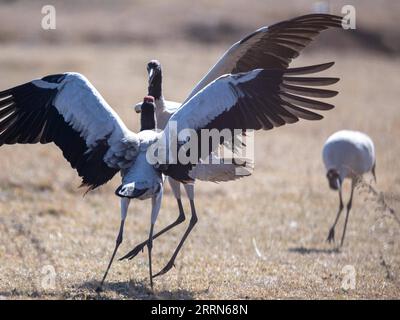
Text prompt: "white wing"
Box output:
[[0, 73, 139, 191], [170, 63, 338, 134], [161, 62, 339, 182], [184, 14, 342, 102]]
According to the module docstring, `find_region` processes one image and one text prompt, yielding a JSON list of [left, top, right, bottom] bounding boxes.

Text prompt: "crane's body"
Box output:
[[323, 130, 376, 247], [323, 130, 375, 183], [117, 130, 162, 200]]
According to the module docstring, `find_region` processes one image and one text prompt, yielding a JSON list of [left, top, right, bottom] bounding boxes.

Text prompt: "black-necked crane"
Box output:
[[125, 59, 254, 264], [0, 76, 163, 290], [323, 130, 376, 247], [124, 13, 344, 275], [0, 13, 342, 288]]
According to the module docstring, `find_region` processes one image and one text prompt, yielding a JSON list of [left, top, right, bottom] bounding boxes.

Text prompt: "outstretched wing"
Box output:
[[162, 62, 339, 182], [185, 14, 342, 101], [0, 73, 139, 191]]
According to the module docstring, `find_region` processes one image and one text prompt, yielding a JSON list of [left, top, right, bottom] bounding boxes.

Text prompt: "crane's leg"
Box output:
[[119, 178, 185, 261], [147, 223, 154, 290], [148, 188, 163, 289], [96, 197, 130, 292], [327, 182, 344, 243], [372, 161, 377, 183], [154, 183, 197, 278], [340, 178, 356, 247]]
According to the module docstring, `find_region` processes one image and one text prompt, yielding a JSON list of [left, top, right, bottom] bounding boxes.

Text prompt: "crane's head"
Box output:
[[115, 147, 163, 201], [147, 60, 162, 99], [326, 169, 341, 190], [115, 180, 162, 200], [134, 60, 162, 113]]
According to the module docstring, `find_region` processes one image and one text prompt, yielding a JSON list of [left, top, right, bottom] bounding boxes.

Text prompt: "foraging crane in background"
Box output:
[[0, 14, 342, 288], [323, 130, 376, 247], [125, 13, 344, 276]]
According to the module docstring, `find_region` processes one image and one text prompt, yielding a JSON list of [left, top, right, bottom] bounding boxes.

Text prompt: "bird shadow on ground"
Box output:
[[288, 246, 341, 255], [79, 280, 198, 300]]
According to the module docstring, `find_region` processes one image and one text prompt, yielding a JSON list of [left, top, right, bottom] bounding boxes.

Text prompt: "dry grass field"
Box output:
[[0, 0, 399, 299]]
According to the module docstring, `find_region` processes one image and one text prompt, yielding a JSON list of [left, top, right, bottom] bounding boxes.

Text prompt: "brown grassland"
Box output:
[[0, 0, 399, 299]]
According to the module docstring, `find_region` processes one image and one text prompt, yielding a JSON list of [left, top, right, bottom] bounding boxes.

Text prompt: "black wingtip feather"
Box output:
[[282, 76, 339, 86], [280, 83, 338, 98], [285, 62, 335, 75]]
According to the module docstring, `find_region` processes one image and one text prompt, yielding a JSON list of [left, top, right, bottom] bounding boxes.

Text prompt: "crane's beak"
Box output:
[[148, 68, 155, 82]]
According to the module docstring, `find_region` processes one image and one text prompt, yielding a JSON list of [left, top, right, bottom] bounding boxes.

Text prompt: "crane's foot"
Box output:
[[119, 242, 146, 261], [327, 228, 335, 243], [153, 260, 175, 278]]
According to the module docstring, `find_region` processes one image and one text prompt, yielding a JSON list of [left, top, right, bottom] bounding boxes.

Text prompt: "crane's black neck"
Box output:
[[140, 103, 156, 131], [148, 70, 162, 100]]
